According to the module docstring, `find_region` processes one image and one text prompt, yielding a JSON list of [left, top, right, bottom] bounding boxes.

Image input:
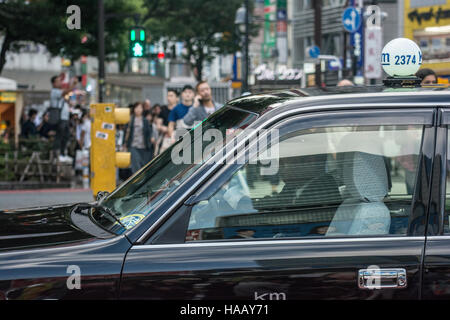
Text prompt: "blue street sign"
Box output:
[[342, 7, 361, 33], [277, 9, 287, 20], [328, 60, 340, 71], [308, 46, 321, 59]]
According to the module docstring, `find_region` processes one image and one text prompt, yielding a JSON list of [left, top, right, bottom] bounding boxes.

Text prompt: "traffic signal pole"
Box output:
[[98, 0, 105, 103], [90, 103, 131, 197], [98, 3, 142, 102]]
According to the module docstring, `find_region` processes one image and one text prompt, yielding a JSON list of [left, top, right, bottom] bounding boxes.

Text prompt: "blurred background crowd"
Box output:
[[11, 75, 222, 185]]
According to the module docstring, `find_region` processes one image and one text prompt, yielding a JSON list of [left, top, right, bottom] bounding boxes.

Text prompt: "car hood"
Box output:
[[0, 204, 105, 251]]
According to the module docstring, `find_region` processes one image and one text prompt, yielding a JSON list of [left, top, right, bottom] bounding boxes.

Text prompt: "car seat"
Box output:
[[326, 151, 391, 236]]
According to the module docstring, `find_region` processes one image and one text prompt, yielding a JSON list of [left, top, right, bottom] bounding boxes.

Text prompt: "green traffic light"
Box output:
[[140, 30, 145, 41], [132, 42, 144, 57], [130, 30, 136, 41]]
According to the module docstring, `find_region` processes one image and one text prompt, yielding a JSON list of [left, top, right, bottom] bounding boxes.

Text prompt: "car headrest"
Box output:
[[343, 152, 388, 202]]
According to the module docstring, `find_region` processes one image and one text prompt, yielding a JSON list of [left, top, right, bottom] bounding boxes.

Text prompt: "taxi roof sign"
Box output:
[[381, 38, 422, 77]]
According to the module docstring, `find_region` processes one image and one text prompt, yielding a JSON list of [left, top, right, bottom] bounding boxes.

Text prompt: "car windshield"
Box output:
[[96, 107, 257, 234]]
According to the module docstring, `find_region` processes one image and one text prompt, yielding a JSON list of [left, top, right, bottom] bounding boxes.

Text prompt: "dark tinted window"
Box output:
[[186, 125, 423, 241]]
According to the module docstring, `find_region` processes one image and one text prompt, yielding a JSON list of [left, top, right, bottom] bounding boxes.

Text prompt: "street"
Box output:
[[0, 188, 94, 210]]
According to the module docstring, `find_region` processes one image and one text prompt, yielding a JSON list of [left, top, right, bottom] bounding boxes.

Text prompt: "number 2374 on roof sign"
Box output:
[[380, 38, 422, 77]]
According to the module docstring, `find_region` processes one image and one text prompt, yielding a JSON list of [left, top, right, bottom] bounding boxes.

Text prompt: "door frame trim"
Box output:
[[132, 236, 426, 250]]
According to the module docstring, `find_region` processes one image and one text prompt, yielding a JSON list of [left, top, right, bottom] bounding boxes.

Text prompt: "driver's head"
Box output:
[[279, 154, 327, 187]]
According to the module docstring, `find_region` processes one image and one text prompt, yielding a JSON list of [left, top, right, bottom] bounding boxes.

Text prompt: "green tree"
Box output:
[[142, 0, 258, 81], [0, 0, 143, 74]]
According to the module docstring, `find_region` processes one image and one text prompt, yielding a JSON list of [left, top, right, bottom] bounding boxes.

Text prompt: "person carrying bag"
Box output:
[[47, 98, 62, 126], [49, 75, 77, 158]]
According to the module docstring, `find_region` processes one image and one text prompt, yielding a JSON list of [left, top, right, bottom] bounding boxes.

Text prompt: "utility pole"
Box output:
[[98, 0, 105, 103], [343, 0, 350, 79], [370, 0, 378, 85], [343, 32, 347, 77], [243, 0, 250, 93], [313, 0, 322, 87]]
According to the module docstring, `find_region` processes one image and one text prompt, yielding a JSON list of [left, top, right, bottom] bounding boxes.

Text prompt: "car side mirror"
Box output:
[[96, 191, 110, 202]]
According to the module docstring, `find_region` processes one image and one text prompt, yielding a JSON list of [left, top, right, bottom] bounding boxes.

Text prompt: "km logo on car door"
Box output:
[[254, 291, 286, 300]]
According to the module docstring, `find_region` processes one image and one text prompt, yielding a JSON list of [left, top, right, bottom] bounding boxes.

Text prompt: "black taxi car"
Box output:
[[1, 87, 450, 300]]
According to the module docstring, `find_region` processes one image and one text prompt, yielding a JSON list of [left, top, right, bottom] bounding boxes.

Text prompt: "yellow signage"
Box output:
[[405, 1, 450, 32], [231, 81, 242, 89], [0, 92, 16, 103], [438, 77, 450, 84], [404, 0, 450, 75]]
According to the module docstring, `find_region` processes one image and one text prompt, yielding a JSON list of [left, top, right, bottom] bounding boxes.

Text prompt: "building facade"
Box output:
[[290, 0, 400, 86]]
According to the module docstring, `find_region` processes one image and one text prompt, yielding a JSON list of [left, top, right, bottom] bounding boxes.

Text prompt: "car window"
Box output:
[[185, 124, 424, 241], [98, 107, 257, 234]]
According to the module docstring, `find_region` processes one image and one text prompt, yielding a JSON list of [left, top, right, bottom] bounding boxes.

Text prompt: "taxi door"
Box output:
[[422, 108, 450, 299], [120, 108, 433, 300]]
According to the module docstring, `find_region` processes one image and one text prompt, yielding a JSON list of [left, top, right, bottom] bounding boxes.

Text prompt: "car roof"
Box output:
[[227, 87, 450, 115]]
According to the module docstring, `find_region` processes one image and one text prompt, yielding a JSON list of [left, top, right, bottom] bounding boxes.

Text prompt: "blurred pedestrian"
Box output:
[[416, 68, 437, 85], [21, 109, 38, 139], [124, 102, 154, 174], [50, 75, 77, 160], [152, 104, 162, 118], [144, 109, 152, 124], [116, 124, 125, 150], [160, 89, 179, 127], [143, 99, 152, 113], [151, 104, 164, 131], [181, 81, 222, 128], [337, 79, 355, 87], [116, 122, 131, 182], [68, 110, 81, 158], [20, 109, 27, 130], [148, 105, 166, 156], [167, 85, 195, 139], [38, 111, 56, 140], [76, 109, 91, 188], [144, 109, 158, 149], [1, 120, 11, 144], [79, 109, 91, 150], [157, 89, 179, 154]]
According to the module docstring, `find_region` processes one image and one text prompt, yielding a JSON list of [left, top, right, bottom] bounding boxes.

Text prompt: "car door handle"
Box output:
[[358, 268, 407, 289]]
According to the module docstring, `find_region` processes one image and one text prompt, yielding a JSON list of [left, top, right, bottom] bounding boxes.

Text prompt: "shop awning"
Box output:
[[0, 77, 17, 91]]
